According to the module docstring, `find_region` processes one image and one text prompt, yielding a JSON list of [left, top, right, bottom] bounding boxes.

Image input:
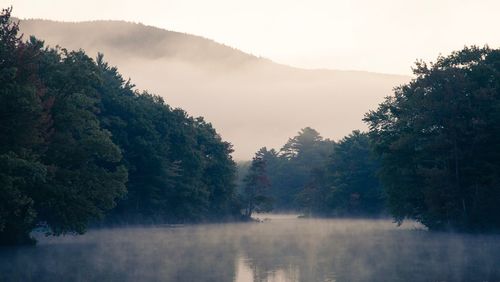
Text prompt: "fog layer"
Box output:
[[1, 216, 499, 281], [18, 19, 409, 159]]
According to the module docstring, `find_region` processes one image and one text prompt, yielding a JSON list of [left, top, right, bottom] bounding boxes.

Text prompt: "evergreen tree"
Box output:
[[35, 48, 127, 235], [0, 9, 239, 244], [272, 127, 334, 210], [96, 57, 238, 222], [364, 46, 500, 231], [0, 8, 50, 244], [324, 131, 384, 216], [242, 148, 272, 217]]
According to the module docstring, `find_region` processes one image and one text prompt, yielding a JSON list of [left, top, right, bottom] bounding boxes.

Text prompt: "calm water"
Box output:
[[1, 215, 500, 282]]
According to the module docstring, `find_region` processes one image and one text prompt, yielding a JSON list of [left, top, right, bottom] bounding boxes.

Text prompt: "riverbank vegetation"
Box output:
[[243, 47, 500, 232], [241, 129, 384, 217], [0, 8, 238, 245], [2, 6, 500, 245]]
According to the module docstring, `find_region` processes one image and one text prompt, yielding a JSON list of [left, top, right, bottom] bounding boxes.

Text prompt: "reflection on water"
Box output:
[[237, 256, 300, 282], [1, 215, 500, 282]]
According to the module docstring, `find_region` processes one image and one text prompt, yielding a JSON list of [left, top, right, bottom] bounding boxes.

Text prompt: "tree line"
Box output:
[[3, 6, 500, 246], [0, 8, 239, 245], [243, 47, 500, 232], [240, 128, 384, 218]]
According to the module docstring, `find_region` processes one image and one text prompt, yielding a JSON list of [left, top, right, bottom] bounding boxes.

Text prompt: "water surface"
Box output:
[[1, 215, 499, 282]]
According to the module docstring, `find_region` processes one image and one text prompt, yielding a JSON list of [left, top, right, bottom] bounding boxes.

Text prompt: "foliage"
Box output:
[[241, 148, 273, 217], [364, 46, 500, 231], [242, 128, 384, 217], [295, 131, 384, 216], [96, 56, 237, 222], [269, 127, 335, 210], [35, 48, 128, 235], [0, 9, 238, 244], [0, 8, 51, 244], [326, 131, 383, 215]]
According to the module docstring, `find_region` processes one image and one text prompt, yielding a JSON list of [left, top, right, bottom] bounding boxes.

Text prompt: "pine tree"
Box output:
[[242, 148, 272, 217]]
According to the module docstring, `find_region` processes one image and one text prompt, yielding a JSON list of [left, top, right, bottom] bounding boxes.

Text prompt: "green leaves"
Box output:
[[0, 9, 238, 244], [0, 8, 50, 244], [242, 148, 272, 217], [241, 128, 335, 212], [97, 62, 237, 222], [364, 46, 500, 231], [324, 131, 384, 216], [0, 153, 46, 244]]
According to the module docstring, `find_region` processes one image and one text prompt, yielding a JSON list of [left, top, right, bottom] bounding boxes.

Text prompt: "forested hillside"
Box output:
[[0, 9, 238, 245]]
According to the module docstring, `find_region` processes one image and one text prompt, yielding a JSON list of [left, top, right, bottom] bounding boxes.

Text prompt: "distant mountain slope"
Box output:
[[19, 19, 410, 159], [19, 19, 264, 68]]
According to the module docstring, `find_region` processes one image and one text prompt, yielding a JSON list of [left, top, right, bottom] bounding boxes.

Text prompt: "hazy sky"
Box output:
[[2, 0, 500, 74]]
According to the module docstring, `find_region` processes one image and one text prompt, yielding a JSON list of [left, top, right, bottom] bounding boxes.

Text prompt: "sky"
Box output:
[[2, 0, 500, 74]]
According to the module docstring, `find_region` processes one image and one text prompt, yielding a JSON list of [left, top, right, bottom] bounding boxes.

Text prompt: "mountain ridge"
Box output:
[[18, 18, 408, 77], [18, 18, 411, 159]]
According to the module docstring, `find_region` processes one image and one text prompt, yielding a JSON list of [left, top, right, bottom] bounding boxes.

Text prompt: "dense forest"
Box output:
[[0, 8, 238, 245], [242, 47, 500, 232], [364, 46, 500, 232], [240, 128, 384, 217], [3, 5, 500, 246]]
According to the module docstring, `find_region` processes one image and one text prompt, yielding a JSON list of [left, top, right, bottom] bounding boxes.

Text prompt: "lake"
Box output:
[[1, 214, 499, 282]]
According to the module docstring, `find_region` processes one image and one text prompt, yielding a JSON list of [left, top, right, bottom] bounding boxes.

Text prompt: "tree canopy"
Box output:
[[364, 46, 500, 231], [0, 8, 238, 244], [264, 127, 335, 210], [240, 128, 384, 217], [295, 130, 384, 216], [241, 147, 273, 217]]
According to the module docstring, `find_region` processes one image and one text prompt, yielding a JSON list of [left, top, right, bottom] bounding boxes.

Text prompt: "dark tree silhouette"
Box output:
[[364, 46, 500, 231], [242, 148, 272, 217], [0, 9, 239, 244]]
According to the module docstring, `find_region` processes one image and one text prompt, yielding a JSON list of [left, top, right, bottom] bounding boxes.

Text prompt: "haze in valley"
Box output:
[[8, 0, 500, 159], [18, 19, 409, 159], [2, 2, 500, 281]]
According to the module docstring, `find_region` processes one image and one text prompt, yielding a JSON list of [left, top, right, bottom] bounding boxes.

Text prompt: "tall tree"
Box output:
[[0, 7, 246, 244], [35, 48, 128, 235], [324, 131, 384, 216], [296, 131, 384, 216], [96, 54, 238, 223], [364, 46, 500, 231], [242, 148, 272, 217], [0, 8, 51, 244], [195, 117, 237, 218], [273, 127, 334, 210]]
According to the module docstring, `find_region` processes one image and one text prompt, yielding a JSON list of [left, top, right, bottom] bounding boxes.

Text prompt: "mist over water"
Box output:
[[1, 216, 499, 282], [1, 7, 499, 282]]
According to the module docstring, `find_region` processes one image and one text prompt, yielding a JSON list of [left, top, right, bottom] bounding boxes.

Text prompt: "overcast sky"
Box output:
[[2, 0, 499, 74]]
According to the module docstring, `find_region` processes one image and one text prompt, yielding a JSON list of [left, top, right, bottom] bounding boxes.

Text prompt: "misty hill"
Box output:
[[19, 19, 410, 159], [18, 19, 262, 68]]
